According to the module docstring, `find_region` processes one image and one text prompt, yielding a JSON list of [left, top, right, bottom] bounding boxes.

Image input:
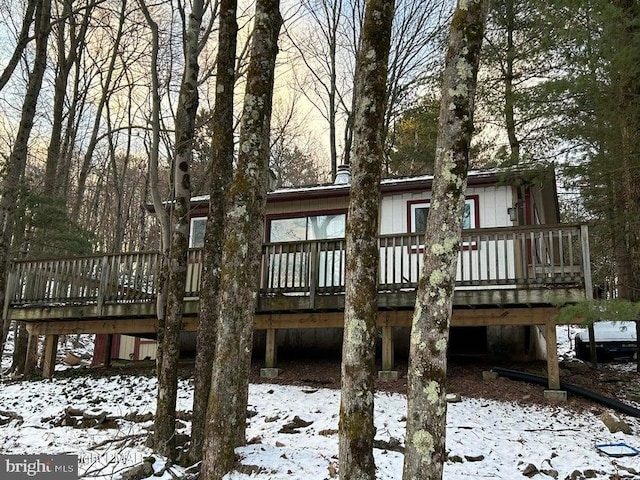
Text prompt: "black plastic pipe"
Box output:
[[491, 367, 640, 419]]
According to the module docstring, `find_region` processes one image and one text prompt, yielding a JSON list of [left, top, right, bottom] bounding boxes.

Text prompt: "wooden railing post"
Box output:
[[3, 266, 16, 321], [309, 242, 318, 309], [97, 255, 110, 312], [580, 224, 593, 298], [580, 224, 598, 368]]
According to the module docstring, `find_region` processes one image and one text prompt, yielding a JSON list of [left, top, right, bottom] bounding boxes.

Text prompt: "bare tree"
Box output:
[[137, 1, 171, 381], [189, 0, 238, 465], [289, 0, 449, 174], [402, 2, 488, 479], [0, 0, 37, 92], [270, 94, 323, 186], [382, 0, 452, 174], [0, 0, 52, 366], [152, 0, 206, 460], [200, 0, 282, 477], [290, 0, 346, 177], [338, 1, 394, 479], [71, 0, 127, 219], [43, 0, 95, 197]]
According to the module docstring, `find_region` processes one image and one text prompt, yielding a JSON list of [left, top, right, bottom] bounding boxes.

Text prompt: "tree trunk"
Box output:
[[0, 0, 51, 361], [402, 2, 488, 480], [200, 1, 282, 477], [338, 1, 394, 480], [0, 0, 37, 92], [154, 0, 205, 460], [10, 323, 29, 375], [189, 0, 238, 465], [136, 0, 171, 378], [503, 0, 520, 164], [610, 0, 640, 371]]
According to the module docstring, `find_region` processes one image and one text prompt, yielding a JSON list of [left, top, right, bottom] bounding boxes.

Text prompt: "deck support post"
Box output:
[[545, 318, 560, 390], [24, 333, 38, 375], [265, 328, 277, 368], [261, 328, 281, 378], [42, 335, 59, 378], [103, 334, 113, 367], [378, 326, 398, 381]]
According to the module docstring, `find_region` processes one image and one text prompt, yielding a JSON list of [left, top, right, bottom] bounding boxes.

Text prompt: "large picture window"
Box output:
[[269, 212, 346, 242], [266, 211, 347, 291]]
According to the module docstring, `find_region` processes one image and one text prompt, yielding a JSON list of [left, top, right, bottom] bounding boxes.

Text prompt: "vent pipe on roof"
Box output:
[[334, 164, 351, 185]]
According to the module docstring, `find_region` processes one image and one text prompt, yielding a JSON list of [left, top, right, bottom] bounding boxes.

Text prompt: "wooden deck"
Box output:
[[4, 224, 592, 386]]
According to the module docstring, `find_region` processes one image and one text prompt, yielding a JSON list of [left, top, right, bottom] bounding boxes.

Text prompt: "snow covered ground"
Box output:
[[1, 327, 639, 479]]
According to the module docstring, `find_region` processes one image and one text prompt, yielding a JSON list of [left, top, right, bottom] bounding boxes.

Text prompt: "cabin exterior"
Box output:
[[111, 166, 564, 361], [5, 165, 591, 389]]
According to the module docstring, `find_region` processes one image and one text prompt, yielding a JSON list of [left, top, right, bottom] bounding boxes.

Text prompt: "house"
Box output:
[[6, 164, 590, 389]]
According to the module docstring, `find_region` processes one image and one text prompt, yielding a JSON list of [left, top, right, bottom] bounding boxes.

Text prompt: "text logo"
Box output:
[[1, 455, 77, 479]]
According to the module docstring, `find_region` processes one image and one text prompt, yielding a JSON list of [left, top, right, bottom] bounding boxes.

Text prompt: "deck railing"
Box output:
[[261, 224, 589, 295], [6, 224, 590, 309]]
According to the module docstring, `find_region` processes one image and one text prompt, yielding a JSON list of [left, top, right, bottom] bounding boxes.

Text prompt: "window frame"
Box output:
[[406, 195, 480, 251], [189, 217, 207, 248], [265, 209, 348, 242]]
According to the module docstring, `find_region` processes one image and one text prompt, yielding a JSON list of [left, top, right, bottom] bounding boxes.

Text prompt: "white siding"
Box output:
[[118, 335, 136, 360], [138, 341, 158, 360], [378, 186, 516, 285], [379, 185, 514, 234], [117, 335, 158, 361]]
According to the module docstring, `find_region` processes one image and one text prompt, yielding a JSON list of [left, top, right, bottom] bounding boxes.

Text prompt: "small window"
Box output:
[[190, 217, 207, 248], [409, 201, 430, 233], [462, 198, 477, 229], [408, 196, 478, 233]]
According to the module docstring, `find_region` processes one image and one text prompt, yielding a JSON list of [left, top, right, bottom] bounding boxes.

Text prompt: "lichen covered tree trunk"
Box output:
[[338, 1, 394, 479], [402, 2, 488, 479], [200, 1, 282, 478], [154, 0, 205, 460], [189, 0, 238, 464]]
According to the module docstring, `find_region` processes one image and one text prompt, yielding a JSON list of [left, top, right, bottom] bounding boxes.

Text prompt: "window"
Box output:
[[269, 213, 346, 242], [409, 201, 430, 233], [408, 196, 478, 233], [266, 212, 347, 291], [190, 217, 207, 248], [462, 197, 477, 229]]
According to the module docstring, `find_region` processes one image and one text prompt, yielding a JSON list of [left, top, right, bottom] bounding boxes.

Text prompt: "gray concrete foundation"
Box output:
[[378, 370, 399, 381], [543, 389, 567, 401], [260, 368, 283, 379]]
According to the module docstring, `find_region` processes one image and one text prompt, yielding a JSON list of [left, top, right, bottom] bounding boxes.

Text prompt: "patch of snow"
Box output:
[[557, 324, 582, 359], [0, 372, 638, 479], [2, 329, 639, 478]]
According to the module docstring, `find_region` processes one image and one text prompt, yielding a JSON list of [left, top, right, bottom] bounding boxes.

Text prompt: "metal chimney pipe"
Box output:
[[334, 164, 351, 185]]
